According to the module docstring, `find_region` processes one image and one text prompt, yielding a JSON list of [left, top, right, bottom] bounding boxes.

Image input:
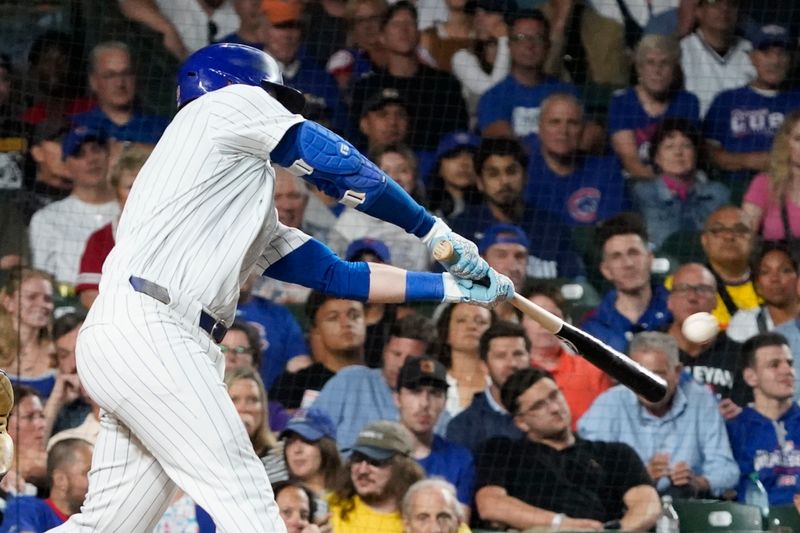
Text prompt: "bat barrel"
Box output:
[[557, 322, 667, 402]]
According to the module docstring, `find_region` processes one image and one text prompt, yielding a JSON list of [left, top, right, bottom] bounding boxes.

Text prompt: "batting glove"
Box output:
[[442, 270, 515, 308], [421, 218, 490, 280]]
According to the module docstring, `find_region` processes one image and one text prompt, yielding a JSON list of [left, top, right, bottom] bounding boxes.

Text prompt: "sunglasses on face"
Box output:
[[351, 451, 393, 468]]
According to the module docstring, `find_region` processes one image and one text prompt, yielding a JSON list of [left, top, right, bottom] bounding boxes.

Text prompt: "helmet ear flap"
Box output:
[[262, 81, 306, 114]]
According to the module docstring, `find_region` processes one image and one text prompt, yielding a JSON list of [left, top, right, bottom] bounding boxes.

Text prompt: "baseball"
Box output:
[[682, 312, 719, 344]]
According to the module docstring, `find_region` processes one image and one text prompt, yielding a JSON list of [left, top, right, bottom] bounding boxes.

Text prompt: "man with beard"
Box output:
[[581, 212, 671, 353], [447, 321, 530, 453], [328, 420, 424, 532], [0, 439, 93, 532], [449, 137, 584, 280], [394, 356, 474, 512], [474, 368, 660, 531]]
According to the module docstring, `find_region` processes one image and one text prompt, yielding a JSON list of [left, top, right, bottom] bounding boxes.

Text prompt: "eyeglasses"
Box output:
[[671, 283, 717, 296], [704, 224, 750, 237], [509, 33, 547, 44], [218, 345, 255, 355], [516, 389, 562, 416], [351, 452, 392, 468]]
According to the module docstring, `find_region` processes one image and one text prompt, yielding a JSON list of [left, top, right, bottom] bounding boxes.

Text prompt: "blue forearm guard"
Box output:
[[271, 121, 435, 238], [405, 272, 444, 302], [263, 239, 371, 301]]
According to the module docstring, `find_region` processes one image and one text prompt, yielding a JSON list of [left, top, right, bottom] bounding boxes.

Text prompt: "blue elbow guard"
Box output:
[[271, 121, 434, 237]]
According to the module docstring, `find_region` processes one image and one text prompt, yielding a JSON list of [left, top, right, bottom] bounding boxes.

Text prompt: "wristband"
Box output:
[[551, 513, 565, 530], [405, 272, 444, 302]]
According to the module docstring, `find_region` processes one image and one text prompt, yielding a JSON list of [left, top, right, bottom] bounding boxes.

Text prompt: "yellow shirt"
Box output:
[[329, 495, 404, 533], [328, 495, 472, 533]]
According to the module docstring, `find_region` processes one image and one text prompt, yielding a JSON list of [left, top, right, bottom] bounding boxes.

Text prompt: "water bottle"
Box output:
[[744, 472, 770, 527], [655, 495, 680, 533]]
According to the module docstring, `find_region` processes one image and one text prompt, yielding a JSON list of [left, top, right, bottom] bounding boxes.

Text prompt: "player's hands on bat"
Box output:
[[443, 269, 514, 307], [422, 218, 489, 280]]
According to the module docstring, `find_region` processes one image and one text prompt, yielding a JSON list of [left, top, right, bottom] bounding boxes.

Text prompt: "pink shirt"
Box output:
[[743, 172, 800, 240]]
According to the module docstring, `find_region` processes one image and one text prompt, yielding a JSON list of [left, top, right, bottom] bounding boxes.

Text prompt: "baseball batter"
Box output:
[[49, 43, 512, 532]]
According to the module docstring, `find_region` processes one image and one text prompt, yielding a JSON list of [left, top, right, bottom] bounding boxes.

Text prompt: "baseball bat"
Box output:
[[433, 241, 667, 402]]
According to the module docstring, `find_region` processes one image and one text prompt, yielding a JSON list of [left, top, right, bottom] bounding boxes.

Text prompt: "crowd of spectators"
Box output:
[[1, 0, 800, 531]]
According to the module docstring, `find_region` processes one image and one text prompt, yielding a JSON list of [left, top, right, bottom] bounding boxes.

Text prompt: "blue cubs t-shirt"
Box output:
[[477, 76, 578, 137], [608, 88, 700, 164], [704, 86, 800, 153], [525, 140, 629, 226]]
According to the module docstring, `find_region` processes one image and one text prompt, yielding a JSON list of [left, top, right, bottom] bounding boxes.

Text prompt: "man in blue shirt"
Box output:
[[581, 213, 671, 354], [525, 93, 628, 227], [579, 331, 739, 498], [477, 9, 577, 140], [727, 332, 800, 505], [312, 314, 438, 450], [447, 321, 529, 453], [704, 24, 800, 183], [448, 138, 585, 280], [235, 273, 310, 389], [0, 439, 93, 533], [395, 356, 475, 512], [72, 42, 168, 144]]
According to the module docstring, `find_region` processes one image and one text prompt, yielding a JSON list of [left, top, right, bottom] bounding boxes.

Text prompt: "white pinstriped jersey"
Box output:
[[100, 84, 308, 324]]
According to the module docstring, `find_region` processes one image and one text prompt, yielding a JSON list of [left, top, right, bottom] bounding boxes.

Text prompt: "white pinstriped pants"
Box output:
[[48, 288, 286, 533]]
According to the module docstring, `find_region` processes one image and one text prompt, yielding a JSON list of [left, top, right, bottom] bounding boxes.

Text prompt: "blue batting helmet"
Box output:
[[176, 43, 305, 113]]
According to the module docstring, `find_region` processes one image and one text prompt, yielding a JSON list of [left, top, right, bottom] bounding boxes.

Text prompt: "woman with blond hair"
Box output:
[[743, 110, 800, 246], [224, 366, 287, 479], [0, 268, 57, 397], [609, 34, 700, 179]]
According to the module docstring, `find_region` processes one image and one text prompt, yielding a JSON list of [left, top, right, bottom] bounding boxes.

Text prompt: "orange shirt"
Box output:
[[537, 348, 613, 429]]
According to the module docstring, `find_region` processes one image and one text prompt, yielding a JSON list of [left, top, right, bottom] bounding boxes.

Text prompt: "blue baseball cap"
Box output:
[[434, 131, 480, 161], [345, 238, 392, 263], [280, 407, 337, 442], [61, 125, 106, 160], [748, 23, 791, 50], [478, 223, 530, 255]]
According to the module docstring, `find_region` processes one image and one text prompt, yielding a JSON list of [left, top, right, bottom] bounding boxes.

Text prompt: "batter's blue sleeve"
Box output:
[[263, 238, 372, 301], [271, 121, 435, 237]]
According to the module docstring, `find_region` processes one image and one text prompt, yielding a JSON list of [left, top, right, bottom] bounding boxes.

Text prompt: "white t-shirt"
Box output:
[[585, 0, 678, 28], [101, 84, 306, 324], [727, 306, 775, 343], [154, 0, 240, 53], [680, 31, 755, 117], [29, 196, 119, 285]]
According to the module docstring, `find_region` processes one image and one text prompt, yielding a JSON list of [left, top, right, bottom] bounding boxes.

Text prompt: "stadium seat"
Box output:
[[768, 504, 800, 532], [673, 499, 764, 532]]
